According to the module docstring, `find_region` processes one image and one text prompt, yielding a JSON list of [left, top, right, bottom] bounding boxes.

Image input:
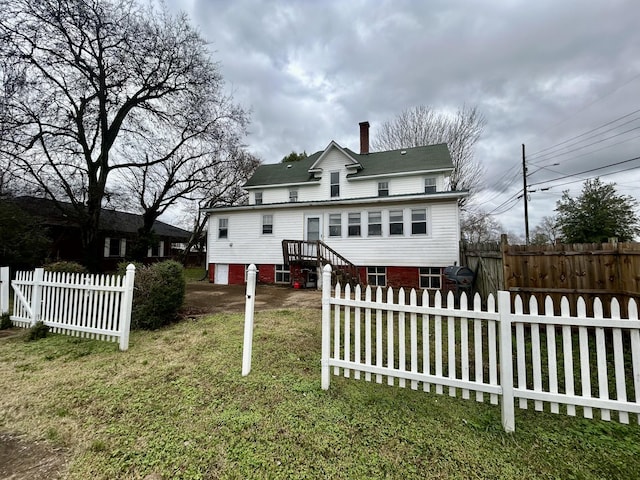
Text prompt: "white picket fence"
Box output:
[[0, 266, 9, 315], [9, 265, 135, 350], [320, 265, 640, 432]]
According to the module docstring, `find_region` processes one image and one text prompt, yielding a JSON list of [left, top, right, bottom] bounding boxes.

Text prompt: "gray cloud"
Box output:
[[166, 0, 640, 237]]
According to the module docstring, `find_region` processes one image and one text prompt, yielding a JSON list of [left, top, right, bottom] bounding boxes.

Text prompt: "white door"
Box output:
[[215, 264, 229, 285], [305, 216, 322, 242]]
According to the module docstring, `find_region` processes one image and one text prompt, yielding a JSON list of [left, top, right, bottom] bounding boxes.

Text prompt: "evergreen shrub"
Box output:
[[44, 261, 88, 274], [126, 260, 185, 330]]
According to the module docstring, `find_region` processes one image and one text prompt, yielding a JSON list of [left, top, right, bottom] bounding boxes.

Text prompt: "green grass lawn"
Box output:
[[1, 309, 639, 479]]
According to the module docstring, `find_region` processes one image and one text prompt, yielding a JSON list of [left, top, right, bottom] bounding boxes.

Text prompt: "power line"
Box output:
[[528, 124, 640, 164], [528, 107, 640, 160], [528, 155, 640, 188]]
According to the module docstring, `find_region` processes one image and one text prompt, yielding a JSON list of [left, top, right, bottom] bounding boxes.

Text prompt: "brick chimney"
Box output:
[[359, 121, 370, 155]]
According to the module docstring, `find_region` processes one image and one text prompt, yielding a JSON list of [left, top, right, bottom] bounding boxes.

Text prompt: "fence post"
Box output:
[[242, 264, 257, 376], [321, 264, 332, 390], [118, 264, 136, 351], [498, 290, 515, 432], [31, 268, 44, 326], [0, 266, 9, 315]]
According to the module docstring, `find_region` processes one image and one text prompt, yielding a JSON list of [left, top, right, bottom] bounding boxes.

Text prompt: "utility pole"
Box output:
[[522, 144, 529, 245]]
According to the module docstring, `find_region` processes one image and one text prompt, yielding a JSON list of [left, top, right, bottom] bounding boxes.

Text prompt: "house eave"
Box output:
[[347, 167, 454, 181], [202, 191, 468, 214]]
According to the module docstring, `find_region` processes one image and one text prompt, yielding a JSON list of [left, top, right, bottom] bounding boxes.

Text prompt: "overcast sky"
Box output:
[[166, 0, 640, 238]]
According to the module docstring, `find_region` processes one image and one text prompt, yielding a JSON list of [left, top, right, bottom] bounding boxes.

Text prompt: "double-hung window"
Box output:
[[254, 192, 263, 205], [218, 218, 228, 239], [329, 213, 342, 237], [330, 172, 340, 197], [367, 267, 386, 287], [420, 267, 442, 289], [262, 214, 273, 235], [411, 209, 427, 235], [424, 178, 436, 193], [348, 212, 361, 237], [289, 189, 298, 202], [389, 210, 404, 235], [368, 211, 382, 236], [378, 181, 389, 197]]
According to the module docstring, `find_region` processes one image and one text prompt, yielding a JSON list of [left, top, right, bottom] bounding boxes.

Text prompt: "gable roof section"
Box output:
[[308, 141, 362, 172], [244, 143, 454, 188]]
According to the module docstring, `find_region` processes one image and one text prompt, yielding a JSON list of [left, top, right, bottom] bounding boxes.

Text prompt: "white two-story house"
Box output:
[[204, 122, 467, 289]]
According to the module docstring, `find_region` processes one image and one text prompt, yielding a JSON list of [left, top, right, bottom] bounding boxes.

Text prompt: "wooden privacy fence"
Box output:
[[461, 238, 640, 317], [320, 265, 640, 432], [9, 265, 135, 351]]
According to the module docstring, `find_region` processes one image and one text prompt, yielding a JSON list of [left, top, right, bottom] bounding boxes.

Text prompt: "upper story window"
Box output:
[[218, 218, 228, 239], [411, 209, 427, 235], [330, 171, 340, 197], [389, 210, 404, 235], [348, 212, 361, 237], [289, 189, 298, 202], [329, 213, 342, 237], [424, 177, 436, 193], [254, 191, 263, 205], [368, 211, 382, 236], [378, 181, 389, 197], [262, 214, 273, 234]]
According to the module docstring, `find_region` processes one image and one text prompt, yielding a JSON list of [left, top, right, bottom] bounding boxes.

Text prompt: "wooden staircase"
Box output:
[[282, 240, 363, 286]]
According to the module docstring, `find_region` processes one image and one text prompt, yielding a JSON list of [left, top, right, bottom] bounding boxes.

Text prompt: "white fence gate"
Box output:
[[0, 266, 9, 315], [9, 265, 135, 351], [320, 265, 640, 432]]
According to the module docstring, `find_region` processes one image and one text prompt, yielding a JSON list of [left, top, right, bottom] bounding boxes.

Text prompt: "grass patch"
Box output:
[[1, 309, 639, 479], [183, 266, 207, 282]]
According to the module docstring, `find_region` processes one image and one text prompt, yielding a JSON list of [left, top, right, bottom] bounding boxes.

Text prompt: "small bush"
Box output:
[[44, 261, 88, 274], [130, 260, 185, 330], [0, 313, 12, 330], [27, 321, 49, 341], [116, 261, 145, 276]]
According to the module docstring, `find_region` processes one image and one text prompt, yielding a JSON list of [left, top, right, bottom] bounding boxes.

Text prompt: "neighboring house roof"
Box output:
[[244, 142, 454, 188], [8, 196, 190, 240]]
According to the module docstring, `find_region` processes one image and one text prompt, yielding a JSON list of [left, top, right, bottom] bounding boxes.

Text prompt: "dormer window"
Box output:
[[330, 171, 340, 197], [255, 191, 263, 205], [289, 189, 298, 202], [424, 178, 436, 193], [378, 181, 389, 197]]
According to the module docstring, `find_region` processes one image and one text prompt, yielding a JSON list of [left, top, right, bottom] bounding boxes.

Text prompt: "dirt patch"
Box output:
[[0, 433, 66, 480], [183, 281, 322, 316]]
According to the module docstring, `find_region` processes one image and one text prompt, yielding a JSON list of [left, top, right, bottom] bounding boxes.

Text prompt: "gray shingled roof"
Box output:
[[244, 143, 453, 188], [9, 196, 191, 240]]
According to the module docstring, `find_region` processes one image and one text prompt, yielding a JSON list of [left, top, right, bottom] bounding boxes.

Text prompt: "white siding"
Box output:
[[207, 200, 460, 268]]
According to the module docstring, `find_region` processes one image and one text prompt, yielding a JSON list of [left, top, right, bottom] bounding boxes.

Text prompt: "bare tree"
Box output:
[[0, 0, 246, 271], [111, 90, 253, 260], [460, 209, 503, 244], [373, 105, 486, 208], [176, 148, 260, 266], [530, 215, 560, 245]]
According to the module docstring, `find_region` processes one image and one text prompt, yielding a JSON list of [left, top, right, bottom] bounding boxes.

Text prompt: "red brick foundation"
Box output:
[[208, 263, 440, 290]]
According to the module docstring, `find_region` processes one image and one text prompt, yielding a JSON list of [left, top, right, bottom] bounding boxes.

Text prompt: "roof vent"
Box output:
[[400, 150, 407, 155], [287, 164, 293, 168]]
